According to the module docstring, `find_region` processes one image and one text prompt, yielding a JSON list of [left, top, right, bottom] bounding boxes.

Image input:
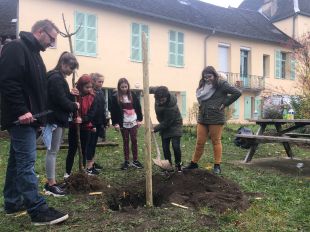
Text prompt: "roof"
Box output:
[[81, 0, 294, 45], [0, 0, 17, 37], [238, 0, 310, 21]]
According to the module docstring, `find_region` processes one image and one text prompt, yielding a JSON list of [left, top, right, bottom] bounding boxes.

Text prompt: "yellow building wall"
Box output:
[[296, 15, 310, 38], [18, 0, 298, 124], [273, 15, 310, 39], [273, 17, 294, 37]]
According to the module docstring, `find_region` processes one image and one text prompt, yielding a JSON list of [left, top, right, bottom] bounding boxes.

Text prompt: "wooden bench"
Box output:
[[36, 141, 119, 150], [284, 133, 310, 138], [235, 134, 310, 144]]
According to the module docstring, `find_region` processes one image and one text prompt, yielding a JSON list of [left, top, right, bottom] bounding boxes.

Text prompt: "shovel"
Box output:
[[151, 121, 173, 171]]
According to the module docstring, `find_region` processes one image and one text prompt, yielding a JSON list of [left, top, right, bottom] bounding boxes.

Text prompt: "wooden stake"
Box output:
[[60, 14, 83, 171], [142, 32, 153, 207]]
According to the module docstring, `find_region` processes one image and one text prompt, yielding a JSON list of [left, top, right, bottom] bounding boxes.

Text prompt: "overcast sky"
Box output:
[[200, 0, 244, 8]]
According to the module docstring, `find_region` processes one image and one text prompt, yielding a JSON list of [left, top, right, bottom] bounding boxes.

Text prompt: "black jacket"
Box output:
[[150, 87, 183, 139], [93, 88, 107, 126], [0, 32, 47, 130], [46, 70, 78, 127], [110, 91, 143, 128], [198, 79, 241, 125]]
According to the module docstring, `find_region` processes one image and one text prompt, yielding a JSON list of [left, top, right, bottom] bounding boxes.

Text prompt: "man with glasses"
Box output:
[[0, 19, 69, 225]]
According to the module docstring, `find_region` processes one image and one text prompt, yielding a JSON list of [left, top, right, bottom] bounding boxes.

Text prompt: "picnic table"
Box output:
[[235, 119, 310, 163]]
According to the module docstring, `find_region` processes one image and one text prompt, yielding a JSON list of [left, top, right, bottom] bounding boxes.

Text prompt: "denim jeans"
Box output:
[[4, 125, 48, 216]]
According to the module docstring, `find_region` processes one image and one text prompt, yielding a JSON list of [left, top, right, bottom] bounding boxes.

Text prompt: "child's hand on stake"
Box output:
[[75, 116, 82, 124], [137, 121, 142, 128], [70, 88, 79, 96]]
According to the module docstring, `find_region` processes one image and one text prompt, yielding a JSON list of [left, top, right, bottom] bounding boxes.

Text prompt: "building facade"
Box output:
[[1, 0, 306, 123]]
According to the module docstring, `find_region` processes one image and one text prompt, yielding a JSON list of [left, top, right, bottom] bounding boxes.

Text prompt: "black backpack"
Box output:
[[234, 127, 253, 149]]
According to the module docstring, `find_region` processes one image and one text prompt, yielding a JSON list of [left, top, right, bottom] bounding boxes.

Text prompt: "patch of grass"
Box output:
[[0, 124, 309, 231]]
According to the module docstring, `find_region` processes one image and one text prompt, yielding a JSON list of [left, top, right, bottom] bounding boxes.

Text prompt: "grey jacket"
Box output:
[[198, 79, 241, 125]]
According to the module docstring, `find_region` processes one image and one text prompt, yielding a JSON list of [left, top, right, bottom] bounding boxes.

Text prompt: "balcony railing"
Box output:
[[220, 72, 265, 92]]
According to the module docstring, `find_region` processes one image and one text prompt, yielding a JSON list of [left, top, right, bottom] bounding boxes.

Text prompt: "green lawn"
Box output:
[[0, 124, 309, 231]]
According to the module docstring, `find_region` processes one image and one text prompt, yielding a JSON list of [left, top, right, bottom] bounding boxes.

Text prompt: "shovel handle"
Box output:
[[150, 119, 161, 160]]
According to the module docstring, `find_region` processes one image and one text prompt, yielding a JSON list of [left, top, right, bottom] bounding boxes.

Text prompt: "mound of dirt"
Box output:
[[65, 172, 106, 194], [107, 169, 249, 213]]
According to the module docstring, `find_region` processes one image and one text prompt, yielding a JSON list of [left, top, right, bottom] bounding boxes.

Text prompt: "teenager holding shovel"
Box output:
[[184, 66, 241, 174], [150, 86, 183, 172]]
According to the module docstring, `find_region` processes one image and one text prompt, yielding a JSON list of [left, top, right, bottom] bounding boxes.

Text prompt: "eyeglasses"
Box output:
[[203, 74, 214, 79], [43, 30, 56, 44]]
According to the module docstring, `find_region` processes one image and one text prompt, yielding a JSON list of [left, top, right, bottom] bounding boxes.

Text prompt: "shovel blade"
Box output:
[[152, 158, 173, 171]]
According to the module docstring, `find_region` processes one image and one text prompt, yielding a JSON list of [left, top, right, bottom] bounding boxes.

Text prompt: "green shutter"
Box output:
[[254, 96, 262, 118], [177, 32, 184, 66], [232, 99, 240, 119], [86, 14, 97, 55], [275, 50, 281, 79], [131, 23, 149, 62], [169, 31, 184, 67], [290, 58, 296, 80], [244, 96, 252, 119], [181, 91, 186, 118], [74, 11, 97, 56]]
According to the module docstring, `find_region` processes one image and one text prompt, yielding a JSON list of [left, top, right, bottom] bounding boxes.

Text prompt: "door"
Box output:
[[244, 96, 252, 119]]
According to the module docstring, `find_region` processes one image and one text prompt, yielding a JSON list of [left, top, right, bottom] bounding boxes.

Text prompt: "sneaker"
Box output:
[[183, 161, 198, 170], [175, 162, 183, 172], [93, 162, 103, 170], [63, 173, 70, 180], [86, 167, 100, 176], [5, 205, 27, 216], [56, 182, 67, 189], [213, 164, 221, 175], [31, 207, 69, 226], [121, 160, 130, 170], [44, 183, 65, 197], [132, 160, 144, 169]]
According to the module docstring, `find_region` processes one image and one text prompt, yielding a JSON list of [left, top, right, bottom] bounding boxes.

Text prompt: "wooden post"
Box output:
[[142, 32, 153, 207]]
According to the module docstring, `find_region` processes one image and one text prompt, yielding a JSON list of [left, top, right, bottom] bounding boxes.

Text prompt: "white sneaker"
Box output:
[[63, 173, 70, 179]]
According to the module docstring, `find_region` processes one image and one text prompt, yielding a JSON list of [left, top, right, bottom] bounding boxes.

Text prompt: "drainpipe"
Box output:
[[293, 0, 300, 39], [204, 28, 215, 67]]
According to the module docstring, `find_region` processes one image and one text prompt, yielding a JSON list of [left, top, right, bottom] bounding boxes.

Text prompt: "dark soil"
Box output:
[[243, 157, 310, 177], [65, 172, 106, 194], [67, 169, 250, 214], [0, 131, 9, 139]]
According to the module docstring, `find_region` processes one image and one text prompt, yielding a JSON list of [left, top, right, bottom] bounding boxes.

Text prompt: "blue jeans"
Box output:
[[3, 125, 48, 216]]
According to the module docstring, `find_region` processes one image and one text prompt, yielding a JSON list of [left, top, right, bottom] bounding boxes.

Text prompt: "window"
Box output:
[[131, 23, 149, 62], [169, 30, 184, 67], [218, 44, 230, 73], [263, 55, 270, 77], [74, 11, 97, 56], [275, 50, 295, 80]]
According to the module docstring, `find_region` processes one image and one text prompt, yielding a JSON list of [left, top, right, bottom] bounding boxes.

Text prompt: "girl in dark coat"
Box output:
[[44, 52, 79, 196], [150, 86, 183, 172], [184, 66, 241, 174], [110, 78, 143, 170]]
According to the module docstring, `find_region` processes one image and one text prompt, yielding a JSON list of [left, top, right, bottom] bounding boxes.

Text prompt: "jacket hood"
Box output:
[[19, 31, 45, 52], [156, 93, 177, 108]]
